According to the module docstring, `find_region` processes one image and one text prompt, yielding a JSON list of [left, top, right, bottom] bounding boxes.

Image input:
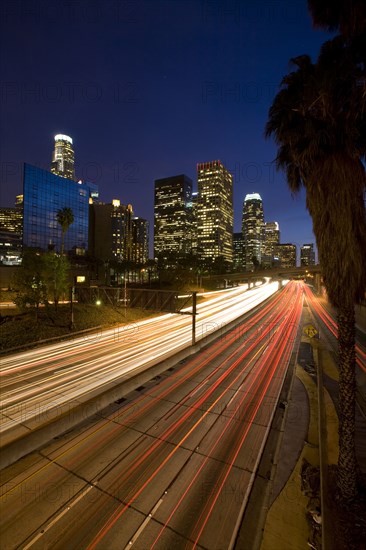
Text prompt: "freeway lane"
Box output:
[[303, 285, 366, 374], [0, 281, 303, 550], [0, 281, 279, 451]]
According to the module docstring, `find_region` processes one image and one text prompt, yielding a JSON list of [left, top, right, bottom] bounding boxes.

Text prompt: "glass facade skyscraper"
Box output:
[[197, 160, 233, 263], [23, 163, 95, 254], [242, 193, 264, 271], [51, 134, 75, 180]]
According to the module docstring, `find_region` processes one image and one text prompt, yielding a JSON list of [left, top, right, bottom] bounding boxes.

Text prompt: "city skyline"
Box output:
[[1, 0, 333, 254]]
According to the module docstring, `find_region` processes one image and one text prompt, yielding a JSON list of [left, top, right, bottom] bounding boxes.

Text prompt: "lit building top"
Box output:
[[51, 133, 75, 180], [245, 193, 262, 202], [54, 134, 73, 144]]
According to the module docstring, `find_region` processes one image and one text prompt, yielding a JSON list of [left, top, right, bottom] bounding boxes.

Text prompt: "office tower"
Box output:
[[154, 174, 193, 260], [189, 191, 199, 255], [273, 243, 297, 268], [233, 232, 245, 271], [300, 243, 315, 266], [131, 217, 149, 265], [51, 134, 75, 180], [242, 193, 264, 271], [89, 200, 133, 262], [23, 163, 96, 254], [0, 203, 23, 264], [196, 160, 233, 264], [262, 221, 280, 268], [0, 205, 23, 235]]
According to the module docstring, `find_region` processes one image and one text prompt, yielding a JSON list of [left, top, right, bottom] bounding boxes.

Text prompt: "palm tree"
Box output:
[[308, 0, 366, 39], [266, 41, 366, 500], [56, 207, 74, 255]]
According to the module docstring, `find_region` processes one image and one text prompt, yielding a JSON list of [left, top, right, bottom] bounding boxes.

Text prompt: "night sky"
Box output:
[[1, 0, 333, 258]]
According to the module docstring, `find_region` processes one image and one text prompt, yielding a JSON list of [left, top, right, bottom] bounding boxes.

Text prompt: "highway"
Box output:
[[0, 281, 303, 549], [303, 285, 366, 375], [0, 281, 279, 451]]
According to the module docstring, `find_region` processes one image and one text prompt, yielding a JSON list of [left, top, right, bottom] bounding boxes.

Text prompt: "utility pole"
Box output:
[[124, 275, 127, 317], [192, 291, 197, 346]]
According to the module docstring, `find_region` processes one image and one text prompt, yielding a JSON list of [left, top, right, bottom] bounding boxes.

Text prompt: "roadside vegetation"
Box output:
[[0, 301, 157, 352]]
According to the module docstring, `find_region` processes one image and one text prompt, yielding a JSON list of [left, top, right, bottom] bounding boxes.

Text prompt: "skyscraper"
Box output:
[[196, 160, 233, 264], [188, 191, 199, 255], [51, 134, 75, 180], [262, 221, 280, 268], [131, 217, 149, 265], [89, 200, 133, 262], [300, 243, 315, 266], [273, 243, 297, 268], [233, 232, 245, 271], [0, 201, 23, 264], [154, 174, 193, 260], [242, 193, 264, 271]]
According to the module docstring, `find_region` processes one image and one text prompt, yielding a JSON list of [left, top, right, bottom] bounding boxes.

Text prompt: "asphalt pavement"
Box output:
[[239, 298, 366, 550]]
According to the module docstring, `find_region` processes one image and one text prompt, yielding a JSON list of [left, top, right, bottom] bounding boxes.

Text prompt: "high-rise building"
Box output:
[[131, 217, 149, 265], [242, 193, 264, 271], [273, 243, 297, 268], [233, 232, 245, 271], [188, 191, 199, 255], [89, 200, 133, 262], [196, 160, 233, 264], [51, 134, 75, 180], [300, 243, 315, 266], [262, 221, 280, 268], [154, 174, 193, 260], [23, 163, 96, 254], [0, 201, 23, 264]]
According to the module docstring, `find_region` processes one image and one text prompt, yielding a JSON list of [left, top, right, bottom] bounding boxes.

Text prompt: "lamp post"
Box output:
[[69, 285, 75, 329]]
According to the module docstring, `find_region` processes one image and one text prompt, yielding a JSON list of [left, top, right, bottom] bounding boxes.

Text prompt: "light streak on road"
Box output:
[[81, 282, 303, 550], [303, 285, 366, 373], [0, 281, 281, 443], [0, 282, 304, 550], [0, 285, 290, 500]]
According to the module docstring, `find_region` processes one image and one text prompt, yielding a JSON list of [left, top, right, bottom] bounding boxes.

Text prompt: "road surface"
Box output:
[[1, 281, 303, 549]]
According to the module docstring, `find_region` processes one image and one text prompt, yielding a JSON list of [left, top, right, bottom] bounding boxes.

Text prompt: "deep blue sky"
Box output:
[[1, 0, 333, 258]]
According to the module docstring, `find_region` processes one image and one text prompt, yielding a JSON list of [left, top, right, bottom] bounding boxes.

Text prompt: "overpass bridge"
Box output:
[[202, 264, 322, 290]]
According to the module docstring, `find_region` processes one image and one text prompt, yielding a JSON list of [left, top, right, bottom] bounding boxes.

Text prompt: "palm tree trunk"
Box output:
[[337, 303, 357, 500], [61, 231, 65, 255]]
